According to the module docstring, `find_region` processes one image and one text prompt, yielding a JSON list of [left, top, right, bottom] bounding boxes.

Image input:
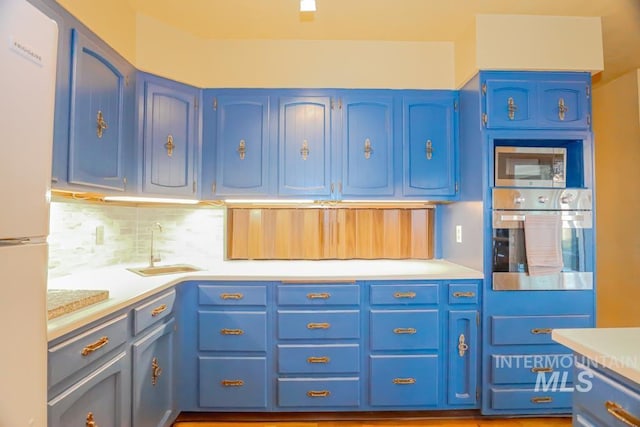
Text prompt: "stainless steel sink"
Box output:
[[127, 264, 202, 277]]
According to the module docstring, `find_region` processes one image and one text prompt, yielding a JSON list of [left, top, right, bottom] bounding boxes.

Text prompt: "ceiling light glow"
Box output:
[[300, 0, 316, 12]]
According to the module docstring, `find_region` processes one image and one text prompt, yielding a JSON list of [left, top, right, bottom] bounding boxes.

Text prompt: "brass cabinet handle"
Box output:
[[96, 110, 108, 138], [151, 357, 162, 386], [220, 328, 244, 335], [426, 140, 433, 160], [221, 379, 245, 387], [86, 412, 98, 427], [165, 134, 175, 157], [531, 396, 553, 404], [81, 336, 109, 356], [151, 304, 167, 317], [531, 328, 553, 335], [507, 97, 518, 120], [307, 322, 330, 329], [364, 138, 373, 159], [458, 333, 469, 357], [558, 98, 568, 121], [393, 378, 416, 385], [606, 400, 640, 427], [300, 139, 310, 160], [307, 390, 330, 397], [237, 139, 246, 160], [307, 356, 330, 364], [394, 291, 416, 299], [220, 293, 244, 300], [393, 327, 417, 334], [531, 367, 554, 373], [307, 293, 331, 300], [453, 291, 476, 298]]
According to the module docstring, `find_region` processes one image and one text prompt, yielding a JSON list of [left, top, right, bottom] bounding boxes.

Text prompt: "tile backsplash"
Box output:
[[48, 198, 225, 278]]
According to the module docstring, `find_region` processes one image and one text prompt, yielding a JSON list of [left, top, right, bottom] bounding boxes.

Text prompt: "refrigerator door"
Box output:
[[0, 0, 58, 240], [0, 243, 48, 427]]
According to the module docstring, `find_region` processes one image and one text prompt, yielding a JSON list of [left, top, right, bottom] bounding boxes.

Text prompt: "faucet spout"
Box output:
[[150, 222, 163, 267]]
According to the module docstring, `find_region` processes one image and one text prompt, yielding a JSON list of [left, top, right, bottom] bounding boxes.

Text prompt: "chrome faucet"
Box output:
[[149, 222, 163, 267]]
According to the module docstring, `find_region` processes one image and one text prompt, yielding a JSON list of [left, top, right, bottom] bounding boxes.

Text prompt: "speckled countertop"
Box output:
[[47, 259, 483, 341], [47, 289, 109, 320]]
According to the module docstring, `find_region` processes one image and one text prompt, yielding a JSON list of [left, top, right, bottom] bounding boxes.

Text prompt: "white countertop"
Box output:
[[47, 259, 482, 341], [552, 328, 640, 386]]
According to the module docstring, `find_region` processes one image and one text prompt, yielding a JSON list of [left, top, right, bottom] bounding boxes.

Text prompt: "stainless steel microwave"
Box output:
[[494, 146, 566, 188]]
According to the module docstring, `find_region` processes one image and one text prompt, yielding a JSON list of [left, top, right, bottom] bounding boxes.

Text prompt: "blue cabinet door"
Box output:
[[278, 96, 332, 197], [68, 28, 131, 191], [483, 79, 537, 129], [448, 310, 478, 406], [215, 95, 270, 195], [403, 95, 457, 196], [132, 320, 175, 427], [341, 96, 394, 197], [48, 352, 131, 427], [142, 76, 199, 197], [538, 80, 589, 129]]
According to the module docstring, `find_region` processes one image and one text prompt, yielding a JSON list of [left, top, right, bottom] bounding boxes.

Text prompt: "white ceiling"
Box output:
[[127, 0, 640, 85]]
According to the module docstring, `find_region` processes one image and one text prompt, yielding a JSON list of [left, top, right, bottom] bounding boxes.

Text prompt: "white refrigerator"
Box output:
[[0, 0, 58, 426]]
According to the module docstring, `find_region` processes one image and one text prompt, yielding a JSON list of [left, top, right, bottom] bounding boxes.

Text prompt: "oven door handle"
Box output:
[[499, 214, 584, 222]]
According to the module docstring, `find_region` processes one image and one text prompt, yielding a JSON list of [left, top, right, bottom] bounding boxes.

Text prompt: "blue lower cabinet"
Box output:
[[277, 310, 360, 340], [277, 378, 360, 408], [199, 357, 268, 409], [490, 353, 574, 385], [489, 388, 572, 411], [369, 309, 439, 350], [369, 355, 439, 407], [198, 311, 267, 351], [448, 310, 478, 406], [277, 344, 360, 375]]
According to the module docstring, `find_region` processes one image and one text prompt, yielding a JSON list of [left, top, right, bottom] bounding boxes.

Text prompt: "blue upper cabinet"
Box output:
[[481, 71, 591, 130], [141, 74, 200, 197], [214, 95, 271, 196], [67, 28, 134, 191], [340, 95, 395, 198], [278, 96, 332, 198], [402, 93, 458, 197]]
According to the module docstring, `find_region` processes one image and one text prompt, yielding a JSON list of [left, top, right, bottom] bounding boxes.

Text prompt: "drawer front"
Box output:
[[370, 355, 439, 407], [199, 285, 267, 306], [199, 356, 267, 408], [48, 313, 129, 388], [278, 344, 360, 374], [199, 311, 267, 351], [277, 378, 360, 408], [277, 310, 360, 340], [491, 353, 574, 385], [277, 284, 359, 306], [491, 315, 592, 345], [370, 310, 439, 351], [574, 361, 640, 427], [133, 290, 176, 335], [370, 283, 439, 305], [448, 283, 478, 305], [490, 388, 572, 410]]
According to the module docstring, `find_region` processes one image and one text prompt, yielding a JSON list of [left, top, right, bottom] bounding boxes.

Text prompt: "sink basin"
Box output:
[[127, 264, 202, 277]]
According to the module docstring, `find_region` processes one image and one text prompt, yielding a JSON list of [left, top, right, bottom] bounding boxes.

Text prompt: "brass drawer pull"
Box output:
[[426, 140, 433, 160], [151, 304, 167, 317], [220, 293, 244, 300], [237, 139, 246, 160], [364, 138, 373, 159], [458, 334, 469, 357], [531, 367, 554, 373], [81, 336, 109, 356], [558, 98, 568, 121], [307, 323, 330, 329], [220, 328, 244, 335], [394, 291, 416, 299], [531, 396, 553, 404], [307, 356, 330, 364], [86, 412, 98, 427], [307, 293, 331, 300], [507, 97, 518, 120], [393, 327, 417, 334], [606, 400, 640, 427], [151, 357, 162, 386], [531, 328, 553, 335], [393, 378, 416, 385], [221, 379, 245, 387], [307, 390, 330, 398], [453, 291, 476, 298], [165, 134, 175, 157], [96, 110, 107, 138]]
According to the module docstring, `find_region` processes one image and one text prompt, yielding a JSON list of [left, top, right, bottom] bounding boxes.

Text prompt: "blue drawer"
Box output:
[[199, 356, 267, 409], [370, 310, 439, 350], [277, 284, 359, 306], [277, 310, 360, 340], [370, 283, 439, 305], [277, 344, 360, 374], [491, 315, 592, 345], [448, 283, 478, 305], [277, 378, 360, 408], [491, 353, 574, 385], [198, 285, 267, 306], [199, 311, 267, 351], [133, 290, 175, 335], [490, 387, 572, 410], [370, 355, 439, 407]]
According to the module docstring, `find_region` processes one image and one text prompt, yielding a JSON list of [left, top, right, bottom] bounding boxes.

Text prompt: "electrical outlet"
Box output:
[[95, 225, 104, 245], [455, 225, 462, 243]]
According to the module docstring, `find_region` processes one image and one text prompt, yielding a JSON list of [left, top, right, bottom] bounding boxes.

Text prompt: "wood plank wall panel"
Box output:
[[227, 208, 434, 260]]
